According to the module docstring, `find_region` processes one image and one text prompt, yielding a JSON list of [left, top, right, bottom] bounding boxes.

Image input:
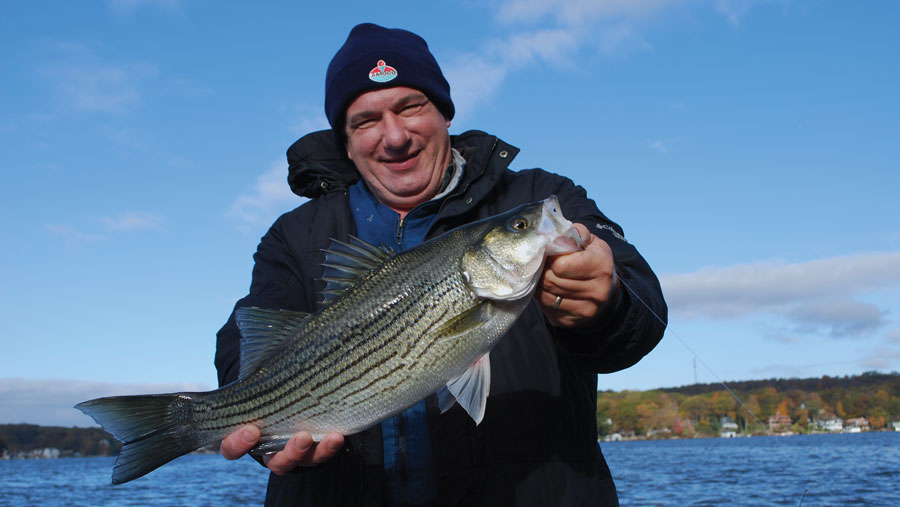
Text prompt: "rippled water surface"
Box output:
[[1, 432, 897, 505], [0, 453, 269, 506], [603, 431, 900, 505]]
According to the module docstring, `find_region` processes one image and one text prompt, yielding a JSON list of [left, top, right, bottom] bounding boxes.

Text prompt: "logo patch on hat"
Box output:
[[369, 60, 398, 83]]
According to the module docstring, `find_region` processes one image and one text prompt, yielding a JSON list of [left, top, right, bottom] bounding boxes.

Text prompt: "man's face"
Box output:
[[344, 86, 451, 215]]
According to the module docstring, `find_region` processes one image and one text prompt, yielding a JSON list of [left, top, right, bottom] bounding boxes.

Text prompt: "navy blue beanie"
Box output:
[[325, 23, 454, 139]]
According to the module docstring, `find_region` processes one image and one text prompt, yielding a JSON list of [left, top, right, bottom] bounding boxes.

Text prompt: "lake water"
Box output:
[[1, 432, 897, 505]]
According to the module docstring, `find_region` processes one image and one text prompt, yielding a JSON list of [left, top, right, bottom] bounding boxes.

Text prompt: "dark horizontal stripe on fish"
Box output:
[[197, 267, 468, 433], [232, 283, 455, 428], [199, 308, 404, 428]]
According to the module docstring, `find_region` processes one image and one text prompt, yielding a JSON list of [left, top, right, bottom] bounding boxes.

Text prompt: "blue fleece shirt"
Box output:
[[348, 180, 440, 506]]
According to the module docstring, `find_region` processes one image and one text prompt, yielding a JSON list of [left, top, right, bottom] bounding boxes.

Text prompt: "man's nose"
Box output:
[[381, 112, 411, 150]]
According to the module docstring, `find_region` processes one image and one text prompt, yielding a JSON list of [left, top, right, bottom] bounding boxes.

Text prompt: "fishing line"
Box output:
[[617, 277, 768, 428]]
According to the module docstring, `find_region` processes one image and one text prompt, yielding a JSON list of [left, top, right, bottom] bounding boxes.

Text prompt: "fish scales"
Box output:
[[75, 196, 586, 484], [185, 231, 481, 439]]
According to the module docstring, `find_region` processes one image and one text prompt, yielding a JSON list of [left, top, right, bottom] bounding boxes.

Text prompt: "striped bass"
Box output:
[[75, 195, 585, 484]]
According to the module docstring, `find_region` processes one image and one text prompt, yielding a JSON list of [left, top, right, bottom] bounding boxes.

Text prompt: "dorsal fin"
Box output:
[[318, 236, 393, 307], [234, 307, 310, 379]]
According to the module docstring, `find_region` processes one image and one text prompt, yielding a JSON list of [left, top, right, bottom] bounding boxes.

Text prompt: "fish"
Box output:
[[75, 195, 585, 484]]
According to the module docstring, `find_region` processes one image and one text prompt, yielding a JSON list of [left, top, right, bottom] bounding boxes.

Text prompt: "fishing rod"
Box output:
[[617, 277, 768, 429]]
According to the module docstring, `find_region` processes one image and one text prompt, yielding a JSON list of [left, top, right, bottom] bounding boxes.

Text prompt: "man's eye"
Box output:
[[400, 103, 425, 115]]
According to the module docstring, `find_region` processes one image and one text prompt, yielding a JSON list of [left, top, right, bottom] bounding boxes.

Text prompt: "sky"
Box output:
[[1, 0, 899, 427]]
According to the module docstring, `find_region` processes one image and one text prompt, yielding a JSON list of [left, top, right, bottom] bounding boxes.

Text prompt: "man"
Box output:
[[215, 23, 666, 506]]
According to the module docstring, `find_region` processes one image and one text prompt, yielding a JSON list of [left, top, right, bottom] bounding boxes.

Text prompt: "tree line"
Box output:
[[0, 424, 121, 457], [4, 372, 898, 455], [596, 371, 900, 437]]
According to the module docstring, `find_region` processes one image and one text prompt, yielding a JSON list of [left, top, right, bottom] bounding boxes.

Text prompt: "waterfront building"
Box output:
[[767, 413, 792, 433]]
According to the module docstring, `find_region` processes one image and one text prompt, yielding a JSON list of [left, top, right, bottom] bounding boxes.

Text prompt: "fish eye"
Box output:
[[511, 218, 529, 230]]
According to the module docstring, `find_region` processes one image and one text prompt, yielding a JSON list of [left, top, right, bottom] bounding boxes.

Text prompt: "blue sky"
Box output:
[[2, 0, 899, 427]]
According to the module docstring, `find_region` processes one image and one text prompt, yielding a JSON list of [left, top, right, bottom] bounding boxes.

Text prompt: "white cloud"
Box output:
[[662, 252, 900, 316], [445, 54, 510, 122], [226, 162, 307, 233], [784, 299, 888, 338], [44, 224, 110, 244], [714, 0, 787, 25], [650, 140, 670, 154], [98, 211, 165, 232], [0, 377, 211, 427], [596, 23, 654, 56], [287, 107, 331, 139], [497, 0, 683, 26], [447, 29, 582, 121], [46, 211, 164, 245], [490, 29, 580, 67], [887, 330, 900, 343], [451, 0, 768, 122], [661, 251, 900, 338], [859, 347, 900, 371], [39, 42, 156, 115]]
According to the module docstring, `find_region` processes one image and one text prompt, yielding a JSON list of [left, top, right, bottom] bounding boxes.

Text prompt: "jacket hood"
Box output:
[[287, 130, 359, 198]]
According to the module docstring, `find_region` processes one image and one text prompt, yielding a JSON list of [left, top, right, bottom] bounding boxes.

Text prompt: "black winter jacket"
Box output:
[[215, 130, 667, 506]]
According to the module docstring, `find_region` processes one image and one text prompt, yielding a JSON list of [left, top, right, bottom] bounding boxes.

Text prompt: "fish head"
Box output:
[[462, 195, 585, 301]]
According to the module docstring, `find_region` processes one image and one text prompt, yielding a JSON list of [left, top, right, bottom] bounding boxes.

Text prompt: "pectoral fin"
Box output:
[[431, 303, 492, 341], [443, 353, 491, 425]]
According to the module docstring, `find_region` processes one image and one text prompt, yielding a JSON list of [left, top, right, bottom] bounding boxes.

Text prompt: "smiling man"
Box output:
[[343, 86, 453, 215], [215, 23, 667, 506]]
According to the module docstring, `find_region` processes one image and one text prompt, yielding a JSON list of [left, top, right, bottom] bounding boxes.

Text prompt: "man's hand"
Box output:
[[220, 425, 345, 475], [538, 223, 619, 328]]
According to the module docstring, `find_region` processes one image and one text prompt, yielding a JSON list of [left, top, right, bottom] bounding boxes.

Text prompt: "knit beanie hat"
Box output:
[[325, 23, 454, 139]]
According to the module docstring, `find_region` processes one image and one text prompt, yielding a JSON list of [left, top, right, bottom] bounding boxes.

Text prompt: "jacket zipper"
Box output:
[[395, 216, 405, 247]]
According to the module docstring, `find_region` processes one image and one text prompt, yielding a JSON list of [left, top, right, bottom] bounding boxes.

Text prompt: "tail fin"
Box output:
[[75, 393, 202, 484]]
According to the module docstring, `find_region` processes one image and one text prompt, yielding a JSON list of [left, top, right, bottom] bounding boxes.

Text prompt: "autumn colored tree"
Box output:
[[594, 373, 900, 439]]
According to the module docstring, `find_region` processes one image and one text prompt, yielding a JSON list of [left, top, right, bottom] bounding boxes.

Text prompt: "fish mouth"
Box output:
[[550, 234, 584, 253], [539, 196, 586, 255]]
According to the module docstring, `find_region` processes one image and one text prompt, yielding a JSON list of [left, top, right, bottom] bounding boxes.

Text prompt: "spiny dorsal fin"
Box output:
[[234, 307, 310, 379], [318, 236, 394, 307]]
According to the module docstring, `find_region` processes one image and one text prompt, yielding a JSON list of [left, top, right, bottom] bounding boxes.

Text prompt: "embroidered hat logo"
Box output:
[[368, 60, 398, 83]]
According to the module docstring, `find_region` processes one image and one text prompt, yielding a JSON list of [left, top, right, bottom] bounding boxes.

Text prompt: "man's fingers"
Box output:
[[573, 223, 591, 245], [263, 431, 345, 474], [221, 424, 260, 460], [310, 432, 345, 464], [545, 238, 612, 282], [265, 432, 314, 475]]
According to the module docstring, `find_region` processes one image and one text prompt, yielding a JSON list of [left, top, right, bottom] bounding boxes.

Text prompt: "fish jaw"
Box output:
[[538, 195, 586, 255], [463, 196, 586, 301]]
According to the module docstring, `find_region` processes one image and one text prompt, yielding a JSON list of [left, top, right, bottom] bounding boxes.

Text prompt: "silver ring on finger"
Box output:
[[552, 295, 563, 310]]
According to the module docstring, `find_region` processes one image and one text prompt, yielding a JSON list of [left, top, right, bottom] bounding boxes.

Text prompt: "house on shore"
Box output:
[[767, 413, 792, 434], [719, 416, 739, 438], [819, 417, 843, 432], [844, 417, 869, 433]]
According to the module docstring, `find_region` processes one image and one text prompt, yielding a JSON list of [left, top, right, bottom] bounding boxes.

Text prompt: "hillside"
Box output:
[[3, 372, 898, 456], [597, 371, 900, 438], [0, 424, 121, 458]]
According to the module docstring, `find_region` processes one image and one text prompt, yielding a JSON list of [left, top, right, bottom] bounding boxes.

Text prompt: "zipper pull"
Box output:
[[395, 216, 405, 246]]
